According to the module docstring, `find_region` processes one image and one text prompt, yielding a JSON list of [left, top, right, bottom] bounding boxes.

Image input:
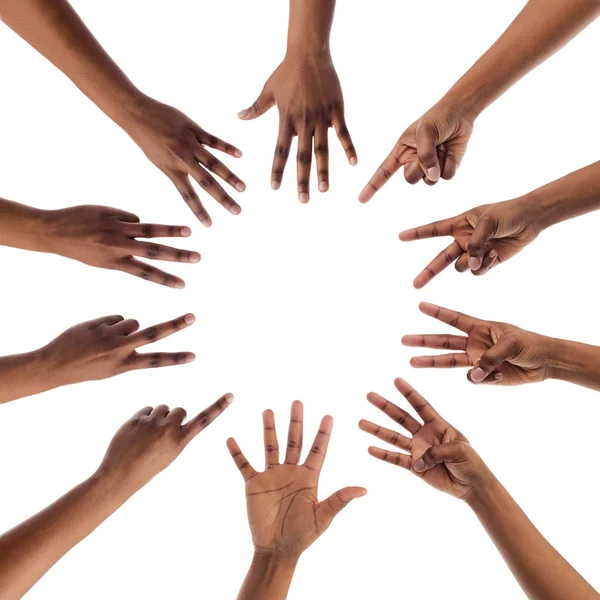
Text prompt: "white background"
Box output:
[[1, 1, 599, 598]]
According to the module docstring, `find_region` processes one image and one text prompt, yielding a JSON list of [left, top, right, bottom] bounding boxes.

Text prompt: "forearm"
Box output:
[[467, 477, 598, 600], [543, 337, 600, 391], [0, 198, 55, 253], [521, 161, 600, 231], [0, 349, 56, 404], [441, 0, 600, 119], [0, 0, 143, 128], [0, 472, 131, 599], [286, 0, 336, 56], [237, 552, 298, 600]]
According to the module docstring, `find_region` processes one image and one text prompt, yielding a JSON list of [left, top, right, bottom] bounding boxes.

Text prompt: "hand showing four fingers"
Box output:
[[44, 205, 201, 289], [239, 55, 356, 202], [40, 313, 196, 388], [403, 302, 549, 385], [227, 401, 366, 558], [399, 198, 542, 288], [98, 394, 233, 496], [122, 96, 245, 226], [360, 378, 492, 500]]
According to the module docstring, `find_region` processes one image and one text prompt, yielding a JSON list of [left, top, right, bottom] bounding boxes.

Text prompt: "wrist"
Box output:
[[284, 43, 332, 63], [464, 473, 503, 512], [440, 84, 486, 123], [543, 337, 593, 382], [253, 547, 301, 569]]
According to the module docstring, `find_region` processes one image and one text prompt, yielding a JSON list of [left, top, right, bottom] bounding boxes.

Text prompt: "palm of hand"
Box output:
[[409, 420, 471, 496], [466, 323, 547, 385], [245, 465, 321, 556]]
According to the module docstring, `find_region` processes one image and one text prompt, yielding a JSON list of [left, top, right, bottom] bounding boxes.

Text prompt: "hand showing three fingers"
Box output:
[[360, 102, 474, 202], [227, 401, 366, 558], [360, 378, 491, 500], [399, 198, 541, 288], [403, 302, 549, 385], [123, 96, 245, 226], [40, 313, 196, 388], [239, 55, 357, 202], [45, 205, 201, 289], [98, 394, 233, 496]]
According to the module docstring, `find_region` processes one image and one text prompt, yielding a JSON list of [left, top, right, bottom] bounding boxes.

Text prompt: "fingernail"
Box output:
[[185, 353, 196, 364], [184, 314, 195, 325], [489, 249, 497, 258], [174, 280, 185, 290], [271, 180, 280, 191], [224, 393, 235, 404], [439, 144, 445, 152], [237, 110, 247, 118], [427, 166, 440, 181], [201, 218, 212, 228], [318, 181, 328, 192], [350, 157, 358, 166], [234, 149, 243, 158], [472, 367, 486, 382], [469, 257, 482, 270], [230, 205, 242, 215], [189, 253, 201, 263], [413, 458, 426, 472], [235, 182, 246, 192], [181, 227, 191, 237], [494, 372, 503, 381], [299, 193, 309, 204]]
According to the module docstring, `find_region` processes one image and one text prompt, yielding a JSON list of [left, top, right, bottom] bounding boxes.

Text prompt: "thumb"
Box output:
[[413, 441, 471, 473], [238, 87, 275, 120], [467, 214, 497, 271], [415, 121, 441, 182], [469, 336, 520, 384], [316, 486, 367, 526]]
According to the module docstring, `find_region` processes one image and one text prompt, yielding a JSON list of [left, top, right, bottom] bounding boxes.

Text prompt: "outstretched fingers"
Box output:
[[368, 447, 411, 469], [358, 419, 411, 450], [303, 415, 333, 473], [180, 393, 234, 445], [358, 143, 409, 203], [126, 314, 195, 348], [418, 302, 478, 334], [394, 378, 440, 422], [412, 241, 463, 289], [366, 392, 421, 434], [263, 409, 280, 469], [227, 438, 258, 482], [285, 400, 304, 465]]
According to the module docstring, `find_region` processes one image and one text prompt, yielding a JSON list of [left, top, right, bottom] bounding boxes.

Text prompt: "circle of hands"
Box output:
[[227, 402, 366, 557]]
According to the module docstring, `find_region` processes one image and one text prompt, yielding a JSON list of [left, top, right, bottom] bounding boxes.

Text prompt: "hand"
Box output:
[[360, 378, 492, 500], [44, 205, 200, 288], [40, 313, 196, 387], [359, 102, 474, 202], [227, 401, 366, 559], [399, 198, 542, 288], [402, 302, 550, 385], [238, 54, 356, 202], [98, 394, 233, 493], [123, 96, 245, 226]]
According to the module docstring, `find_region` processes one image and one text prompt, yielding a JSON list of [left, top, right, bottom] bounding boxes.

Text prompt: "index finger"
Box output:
[[366, 392, 421, 435], [125, 313, 195, 348], [303, 415, 333, 473], [358, 143, 410, 203], [180, 393, 234, 445], [398, 216, 459, 242], [419, 302, 477, 334], [393, 378, 440, 423], [122, 223, 192, 239]]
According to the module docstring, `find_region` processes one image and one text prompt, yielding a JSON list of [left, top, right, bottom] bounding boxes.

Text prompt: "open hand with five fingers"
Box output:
[[44, 205, 201, 289], [228, 402, 366, 559], [359, 102, 474, 202], [399, 198, 542, 288], [359, 378, 492, 499], [239, 56, 356, 202], [403, 302, 550, 385], [122, 97, 246, 226]]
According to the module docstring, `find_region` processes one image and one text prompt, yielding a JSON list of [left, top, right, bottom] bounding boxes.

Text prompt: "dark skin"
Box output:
[[0, 200, 200, 289], [230, 401, 366, 600], [359, 379, 599, 600], [0, 313, 196, 404]]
